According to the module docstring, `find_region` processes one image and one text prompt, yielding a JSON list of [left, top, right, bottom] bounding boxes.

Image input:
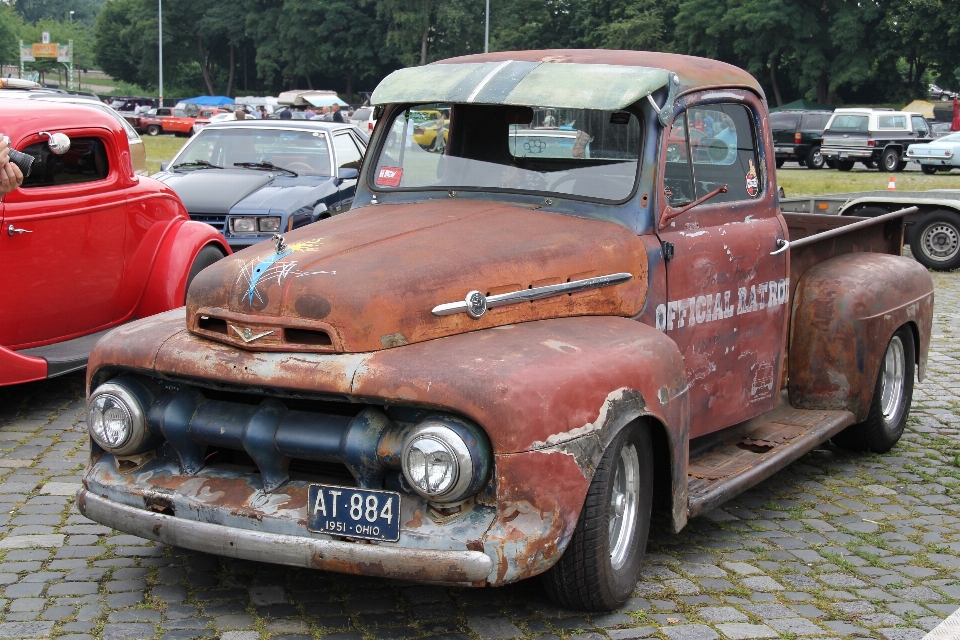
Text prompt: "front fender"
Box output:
[[789, 253, 933, 420], [135, 220, 230, 318]]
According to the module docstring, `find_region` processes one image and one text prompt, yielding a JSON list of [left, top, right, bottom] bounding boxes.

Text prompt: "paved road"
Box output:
[[3, 271, 960, 640]]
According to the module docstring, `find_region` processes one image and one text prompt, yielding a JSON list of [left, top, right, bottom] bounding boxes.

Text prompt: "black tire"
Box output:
[[146, 125, 161, 136], [797, 158, 807, 167], [836, 160, 854, 172], [922, 164, 938, 175], [910, 209, 960, 270], [863, 160, 877, 169], [881, 148, 903, 172], [542, 424, 654, 611], [185, 245, 225, 302], [832, 326, 915, 453], [775, 158, 785, 169], [806, 146, 825, 170], [826, 159, 836, 168]]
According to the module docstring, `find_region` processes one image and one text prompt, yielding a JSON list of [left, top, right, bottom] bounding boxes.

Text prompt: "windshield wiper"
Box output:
[[172, 160, 223, 170], [233, 161, 298, 177]]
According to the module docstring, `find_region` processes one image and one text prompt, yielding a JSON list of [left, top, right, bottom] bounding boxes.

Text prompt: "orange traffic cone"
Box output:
[[888, 175, 896, 191]]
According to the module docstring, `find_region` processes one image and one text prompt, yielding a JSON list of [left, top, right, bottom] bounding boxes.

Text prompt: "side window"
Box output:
[[20, 137, 110, 188], [687, 104, 761, 202], [878, 115, 907, 129], [912, 116, 929, 135], [333, 133, 363, 170], [174, 110, 186, 117], [663, 112, 695, 206]]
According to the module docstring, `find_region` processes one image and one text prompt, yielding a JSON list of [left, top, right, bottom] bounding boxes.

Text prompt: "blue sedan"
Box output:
[[155, 121, 368, 250], [907, 132, 960, 175]]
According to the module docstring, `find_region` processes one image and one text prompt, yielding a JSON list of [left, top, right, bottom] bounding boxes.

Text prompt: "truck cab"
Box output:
[[79, 50, 933, 612]]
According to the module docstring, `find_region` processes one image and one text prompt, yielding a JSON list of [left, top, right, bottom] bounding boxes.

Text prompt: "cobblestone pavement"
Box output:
[[3, 272, 960, 640]]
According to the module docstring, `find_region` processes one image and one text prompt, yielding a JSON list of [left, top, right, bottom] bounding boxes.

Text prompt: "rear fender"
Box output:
[[789, 253, 933, 420], [135, 221, 230, 318]]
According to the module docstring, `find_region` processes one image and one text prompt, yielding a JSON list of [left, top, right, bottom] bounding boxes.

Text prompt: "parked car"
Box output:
[[930, 84, 958, 101], [349, 106, 376, 134], [153, 120, 368, 250], [81, 50, 932, 612], [770, 110, 833, 169], [0, 99, 230, 386], [931, 122, 955, 139], [906, 132, 960, 174], [821, 108, 932, 171], [139, 108, 195, 136], [1, 91, 149, 176], [192, 109, 233, 135]]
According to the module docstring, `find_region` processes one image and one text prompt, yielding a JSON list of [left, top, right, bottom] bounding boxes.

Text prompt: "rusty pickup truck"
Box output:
[[80, 50, 933, 611]]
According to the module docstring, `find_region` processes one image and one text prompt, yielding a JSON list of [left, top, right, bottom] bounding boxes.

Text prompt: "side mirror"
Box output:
[[40, 131, 70, 155], [160, 162, 170, 171], [338, 167, 359, 181]]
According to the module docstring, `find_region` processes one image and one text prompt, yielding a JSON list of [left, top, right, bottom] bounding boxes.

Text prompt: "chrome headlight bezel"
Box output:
[[401, 422, 476, 503], [87, 382, 148, 456]]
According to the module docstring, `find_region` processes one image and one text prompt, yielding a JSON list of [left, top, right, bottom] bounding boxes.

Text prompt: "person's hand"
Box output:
[[0, 137, 23, 196], [0, 135, 10, 169]]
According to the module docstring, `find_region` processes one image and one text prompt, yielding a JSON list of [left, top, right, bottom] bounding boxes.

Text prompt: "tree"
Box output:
[[0, 5, 23, 65], [13, 0, 103, 25]]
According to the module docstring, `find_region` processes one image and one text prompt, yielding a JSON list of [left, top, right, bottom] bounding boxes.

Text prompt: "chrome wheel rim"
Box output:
[[811, 150, 823, 167], [921, 223, 960, 262], [880, 336, 905, 423], [884, 154, 897, 170], [609, 442, 640, 570]]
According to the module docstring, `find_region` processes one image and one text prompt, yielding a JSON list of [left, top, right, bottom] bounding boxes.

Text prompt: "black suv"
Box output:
[[821, 109, 932, 172], [771, 110, 832, 169]]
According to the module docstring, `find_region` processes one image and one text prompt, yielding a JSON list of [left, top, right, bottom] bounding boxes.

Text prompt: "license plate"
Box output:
[[308, 484, 401, 541], [838, 152, 848, 159]]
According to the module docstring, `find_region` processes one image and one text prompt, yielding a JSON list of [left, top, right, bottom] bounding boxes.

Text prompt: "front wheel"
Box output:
[[806, 146, 825, 170], [185, 245, 226, 302], [832, 327, 915, 453], [911, 209, 960, 270], [542, 424, 653, 611], [921, 164, 938, 175]]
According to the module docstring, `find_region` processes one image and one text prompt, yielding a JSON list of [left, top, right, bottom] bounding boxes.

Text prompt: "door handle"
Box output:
[[7, 225, 32, 236]]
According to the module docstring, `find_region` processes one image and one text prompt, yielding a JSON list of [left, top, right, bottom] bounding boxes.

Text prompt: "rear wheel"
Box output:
[[542, 424, 653, 611], [185, 245, 226, 301], [146, 125, 161, 136], [806, 146, 825, 170], [836, 160, 854, 171], [832, 327, 915, 453], [921, 164, 938, 175], [775, 158, 785, 169], [911, 209, 960, 270], [882, 148, 904, 172]]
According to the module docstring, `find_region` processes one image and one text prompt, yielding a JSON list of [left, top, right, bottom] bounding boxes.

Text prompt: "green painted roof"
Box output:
[[371, 60, 672, 111]]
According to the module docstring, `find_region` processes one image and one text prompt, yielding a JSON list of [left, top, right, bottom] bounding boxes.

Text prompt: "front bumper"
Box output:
[[78, 489, 493, 583]]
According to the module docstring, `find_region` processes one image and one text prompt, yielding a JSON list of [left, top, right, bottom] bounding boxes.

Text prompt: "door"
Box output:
[[0, 132, 127, 348], [656, 100, 788, 438], [332, 132, 363, 212]]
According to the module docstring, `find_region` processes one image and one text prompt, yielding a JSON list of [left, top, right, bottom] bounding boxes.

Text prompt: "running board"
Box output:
[[16, 327, 115, 378], [687, 396, 855, 519]]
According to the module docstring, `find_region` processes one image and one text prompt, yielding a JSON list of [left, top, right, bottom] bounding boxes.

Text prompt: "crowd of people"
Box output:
[[233, 103, 349, 122]]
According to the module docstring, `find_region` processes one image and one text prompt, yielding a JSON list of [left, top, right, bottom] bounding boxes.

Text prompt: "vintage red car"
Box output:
[[81, 51, 932, 611], [0, 99, 230, 386]]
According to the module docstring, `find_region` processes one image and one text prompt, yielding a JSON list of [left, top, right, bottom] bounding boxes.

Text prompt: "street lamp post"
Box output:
[[69, 10, 74, 21], [484, 0, 489, 53], [158, 0, 163, 104]]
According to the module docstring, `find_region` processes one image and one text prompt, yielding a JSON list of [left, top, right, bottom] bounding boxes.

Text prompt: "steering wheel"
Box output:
[[706, 139, 732, 163], [283, 162, 314, 173]]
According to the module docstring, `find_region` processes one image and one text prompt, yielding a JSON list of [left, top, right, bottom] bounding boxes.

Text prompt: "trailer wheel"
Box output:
[[836, 160, 854, 171], [832, 326, 914, 453], [806, 146, 825, 170], [542, 423, 653, 611], [911, 209, 960, 270], [921, 164, 938, 175]]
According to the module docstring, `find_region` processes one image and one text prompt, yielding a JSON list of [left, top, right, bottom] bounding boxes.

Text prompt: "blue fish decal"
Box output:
[[246, 249, 291, 305]]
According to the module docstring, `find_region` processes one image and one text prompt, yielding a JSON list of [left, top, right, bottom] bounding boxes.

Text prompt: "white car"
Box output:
[[907, 132, 960, 174], [192, 112, 235, 135], [349, 107, 377, 135]]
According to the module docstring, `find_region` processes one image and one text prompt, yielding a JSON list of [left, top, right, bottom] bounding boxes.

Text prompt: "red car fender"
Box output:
[[0, 346, 47, 386], [135, 220, 230, 319]]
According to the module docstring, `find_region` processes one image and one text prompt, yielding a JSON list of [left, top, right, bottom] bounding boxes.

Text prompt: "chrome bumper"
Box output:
[[821, 147, 874, 158], [77, 489, 494, 584]]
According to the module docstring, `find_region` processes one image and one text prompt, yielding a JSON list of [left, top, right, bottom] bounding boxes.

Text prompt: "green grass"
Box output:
[[142, 135, 189, 175], [777, 166, 960, 197]]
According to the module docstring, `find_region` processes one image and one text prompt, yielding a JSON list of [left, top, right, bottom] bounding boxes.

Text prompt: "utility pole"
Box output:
[[484, 0, 490, 53], [158, 0, 164, 104]]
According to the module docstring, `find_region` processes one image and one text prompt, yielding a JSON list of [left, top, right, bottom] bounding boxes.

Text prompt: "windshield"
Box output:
[[372, 103, 642, 201], [173, 127, 331, 175]]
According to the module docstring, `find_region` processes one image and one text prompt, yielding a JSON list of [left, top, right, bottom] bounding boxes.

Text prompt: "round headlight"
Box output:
[[402, 422, 476, 502], [88, 382, 147, 455]]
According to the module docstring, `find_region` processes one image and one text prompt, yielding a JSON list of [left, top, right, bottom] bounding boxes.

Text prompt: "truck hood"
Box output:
[[185, 200, 648, 353], [155, 170, 276, 214]]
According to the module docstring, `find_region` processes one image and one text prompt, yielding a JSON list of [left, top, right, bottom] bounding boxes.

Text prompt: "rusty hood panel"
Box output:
[[184, 201, 647, 353]]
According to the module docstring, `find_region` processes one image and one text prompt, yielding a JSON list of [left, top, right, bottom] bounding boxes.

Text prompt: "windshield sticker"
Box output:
[[377, 166, 403, 187], [654, 278, 789, 332], [745, 159, 760, 197]]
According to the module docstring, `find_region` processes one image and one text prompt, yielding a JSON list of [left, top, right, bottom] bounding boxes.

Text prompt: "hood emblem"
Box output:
[[272, 233, 286, 254], [230, 324, 275, 343], [432, 272, 633, 318]]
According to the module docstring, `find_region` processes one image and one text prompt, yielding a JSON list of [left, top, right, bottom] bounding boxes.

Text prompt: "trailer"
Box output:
[[781, 189, 960, 270]]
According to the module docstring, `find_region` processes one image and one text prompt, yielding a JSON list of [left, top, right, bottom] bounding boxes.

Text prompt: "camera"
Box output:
[[1, 135, 35, 178]]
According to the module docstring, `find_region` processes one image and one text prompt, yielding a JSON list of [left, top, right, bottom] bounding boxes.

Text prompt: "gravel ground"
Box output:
[[2, 270, 960, 640]]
